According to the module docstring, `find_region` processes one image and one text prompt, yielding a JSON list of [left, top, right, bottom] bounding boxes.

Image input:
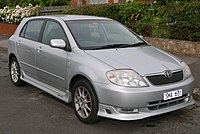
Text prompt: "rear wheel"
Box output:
[[72, 79, 99, 124], [10, 57, 24, 86]]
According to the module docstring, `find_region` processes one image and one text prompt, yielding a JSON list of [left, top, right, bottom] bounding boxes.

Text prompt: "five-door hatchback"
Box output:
[[8, 15, 194, 124]]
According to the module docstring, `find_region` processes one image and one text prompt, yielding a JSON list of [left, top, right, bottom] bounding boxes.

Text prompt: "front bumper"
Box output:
[[93, 76, 194, 120], [97, 97, 194, 120]]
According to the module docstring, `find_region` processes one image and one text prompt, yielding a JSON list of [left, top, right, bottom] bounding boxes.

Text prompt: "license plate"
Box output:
[[163, 89, 182, 101]]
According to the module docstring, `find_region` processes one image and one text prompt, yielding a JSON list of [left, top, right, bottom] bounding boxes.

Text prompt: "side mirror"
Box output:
[[50, 39, 66, 49]]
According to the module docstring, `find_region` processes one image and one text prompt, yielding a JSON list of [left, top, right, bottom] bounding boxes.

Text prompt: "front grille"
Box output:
[[146, 71, 183, 85], [147, 94, 189, 111]]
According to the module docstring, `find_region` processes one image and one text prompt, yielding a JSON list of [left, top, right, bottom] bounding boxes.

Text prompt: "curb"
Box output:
[[193, 88, 200, 102], [0, 40, 8, 53], [0, 46, 8, 53]]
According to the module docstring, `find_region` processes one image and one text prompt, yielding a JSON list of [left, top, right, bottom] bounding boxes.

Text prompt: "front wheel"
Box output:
[[9, 57, 24, 86], [72, 79, 99, 124]]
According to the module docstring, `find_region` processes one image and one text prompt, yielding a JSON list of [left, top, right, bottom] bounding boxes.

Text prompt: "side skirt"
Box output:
[[21, 71, 71, 103]]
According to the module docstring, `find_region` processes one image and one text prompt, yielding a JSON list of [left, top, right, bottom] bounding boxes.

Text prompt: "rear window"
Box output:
[[20, 20, 44, 41]]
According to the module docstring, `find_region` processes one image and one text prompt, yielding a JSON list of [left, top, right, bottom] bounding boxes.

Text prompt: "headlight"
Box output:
[[106, 70, 148, 87], [180, 61, 191, 80]]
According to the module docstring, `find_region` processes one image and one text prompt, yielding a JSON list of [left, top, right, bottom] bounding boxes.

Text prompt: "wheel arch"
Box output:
[[9, 53, 17, 71], [69, 74, 94, 93], [70, 74, 100, 123]]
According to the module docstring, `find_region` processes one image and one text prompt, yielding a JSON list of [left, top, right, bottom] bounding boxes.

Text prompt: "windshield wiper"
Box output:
[[93, 44, 127, 50], [93, 42, 148, 50], [119, 42, 148, 48]]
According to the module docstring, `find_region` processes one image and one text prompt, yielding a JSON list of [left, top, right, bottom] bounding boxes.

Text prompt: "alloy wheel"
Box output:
[[74, 86, 92, 119], [11, 61, 19, 83]]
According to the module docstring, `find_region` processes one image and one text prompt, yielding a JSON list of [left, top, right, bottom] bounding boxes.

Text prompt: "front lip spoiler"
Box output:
[[97, 97, 195, 121]]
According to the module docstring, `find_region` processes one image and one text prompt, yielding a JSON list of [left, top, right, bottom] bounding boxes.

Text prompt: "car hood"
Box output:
[[85, 46, 182, 76]]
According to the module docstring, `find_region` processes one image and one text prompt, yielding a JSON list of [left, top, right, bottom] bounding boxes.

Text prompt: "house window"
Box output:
[[77, 0, 82, 5], [119, 0, 126, 3], [87, 0, 108, 4]]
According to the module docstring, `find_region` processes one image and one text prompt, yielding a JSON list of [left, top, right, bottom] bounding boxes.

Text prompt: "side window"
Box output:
[[24, 20, 44, 41], [20, 24, 27, 37], [42, 21, 67, 45], [88, 0, 108, 4]]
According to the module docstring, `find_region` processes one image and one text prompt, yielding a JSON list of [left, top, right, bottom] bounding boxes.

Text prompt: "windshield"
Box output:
[[66, 20, 147, 50]]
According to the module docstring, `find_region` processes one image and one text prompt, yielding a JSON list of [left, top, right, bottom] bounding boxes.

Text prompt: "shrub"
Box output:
[[0, 0, 9, 9], [0, 0, 21, 8], [63, 1, 200, 41], [63, 2, 155, 36], [119, 2, 154, 36], [165, 2, 200, 41], [63, 4, 122, 22], [1, 1, 198, 41], [0, 4, 37, 24]]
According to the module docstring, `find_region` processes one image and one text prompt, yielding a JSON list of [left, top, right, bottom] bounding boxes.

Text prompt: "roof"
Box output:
[[27, 15, 112, 21], [60, 15, 112, 21]]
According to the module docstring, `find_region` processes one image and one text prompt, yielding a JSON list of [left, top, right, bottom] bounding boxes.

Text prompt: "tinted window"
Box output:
[[20, 24, 27, 37], [42, 21, 67, 45], [24, 20, 44, 41], [67, 20, 143, 50], [67, 21, 106, 45]]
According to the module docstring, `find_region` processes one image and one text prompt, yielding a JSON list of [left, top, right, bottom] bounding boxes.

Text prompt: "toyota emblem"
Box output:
[[164, 70, 172, 78]]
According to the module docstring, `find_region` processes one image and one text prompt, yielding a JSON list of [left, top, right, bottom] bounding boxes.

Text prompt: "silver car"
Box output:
[[8, 15, 194, 124]]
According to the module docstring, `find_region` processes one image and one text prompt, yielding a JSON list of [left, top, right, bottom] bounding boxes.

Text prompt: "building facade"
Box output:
[[71, 0, 129, 5], [71, 0, 153, 5]]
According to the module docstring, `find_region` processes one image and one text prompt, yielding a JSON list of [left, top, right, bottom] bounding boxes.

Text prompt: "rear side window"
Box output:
[[21, 20, 44, 41]]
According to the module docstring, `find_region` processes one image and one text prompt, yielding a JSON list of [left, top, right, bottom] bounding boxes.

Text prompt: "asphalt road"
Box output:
[[0, 35, 9, 41], [0, 52, 200, 134]]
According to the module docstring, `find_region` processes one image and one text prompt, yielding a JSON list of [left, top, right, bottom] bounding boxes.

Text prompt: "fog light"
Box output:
[[116, 107, 139, 114]]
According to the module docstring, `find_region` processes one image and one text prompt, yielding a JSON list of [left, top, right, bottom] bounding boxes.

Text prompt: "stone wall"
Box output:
[[145, 37, 200, 57]]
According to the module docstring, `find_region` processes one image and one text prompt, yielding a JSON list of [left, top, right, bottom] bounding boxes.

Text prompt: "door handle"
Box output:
[[17, 40, 21, 45], [37, 46, 42, 53]]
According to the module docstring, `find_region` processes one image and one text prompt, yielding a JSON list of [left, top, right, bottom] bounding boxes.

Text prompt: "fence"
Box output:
[[36, 5, 77, 16]]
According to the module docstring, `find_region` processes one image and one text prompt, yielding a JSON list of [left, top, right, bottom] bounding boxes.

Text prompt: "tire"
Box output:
[[72, 79, 99, 124], [9, 57, 25, 86]]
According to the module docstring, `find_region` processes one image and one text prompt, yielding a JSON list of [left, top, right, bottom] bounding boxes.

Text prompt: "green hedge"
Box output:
[[63, 2, 154, 36], [64, 2, 200, 41], [165, 2, 200, 41], [63, 4, 122, 22]]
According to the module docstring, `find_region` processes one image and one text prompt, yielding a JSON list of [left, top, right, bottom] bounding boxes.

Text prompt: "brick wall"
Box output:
[[0, 23, 18, 36]]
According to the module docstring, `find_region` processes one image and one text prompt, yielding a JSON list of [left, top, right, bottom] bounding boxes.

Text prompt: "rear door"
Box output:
[[16, 19, 44, 79], [35, 20, 68, 91]]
